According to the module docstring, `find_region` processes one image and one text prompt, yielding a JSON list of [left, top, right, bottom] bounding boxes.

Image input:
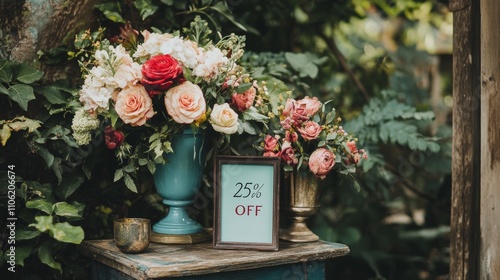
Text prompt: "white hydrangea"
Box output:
[[159, 36, 201, 69], [192, 47, 229, 81], [71, 108, 100, 145]]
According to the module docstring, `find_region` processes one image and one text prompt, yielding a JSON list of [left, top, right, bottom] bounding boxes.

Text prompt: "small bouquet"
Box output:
[[254, 92, 368, 179]]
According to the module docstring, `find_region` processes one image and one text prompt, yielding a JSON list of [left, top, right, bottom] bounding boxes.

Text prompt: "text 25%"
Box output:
[[233, 182, 263, 198]]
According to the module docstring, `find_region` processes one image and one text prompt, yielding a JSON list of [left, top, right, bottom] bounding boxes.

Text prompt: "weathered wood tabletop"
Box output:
[[80, 239, 349, 279]]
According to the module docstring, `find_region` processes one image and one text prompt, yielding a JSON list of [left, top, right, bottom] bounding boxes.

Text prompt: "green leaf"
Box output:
[[134, 0, 158, 20], [50, 222, 85, 244], [235, 83, 253, 94], [16, 63, 44, 84], [36, 146, 55, 168], [114, 169, 124, 182], [26, 199, 53, 215], [208, 2, 247, 32], [16, 229, 41, 241], [53, 202, 82, 218], [95, 2, 126, 23], [0, 60, 14, 83], [38, 86, 69, 104], [14, 246, 33, 266], [56, 174, 84, 200], [242, 106, 269, 122], [124, 173, 138, 192], [7, 84, 35, 111], [0, 83, 8, 94], [38, 241, 62, 271], [29, 215, 54, 233]]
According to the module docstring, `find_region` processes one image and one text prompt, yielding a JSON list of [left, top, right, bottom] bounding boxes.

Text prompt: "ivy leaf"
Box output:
[[7, 84, 35, 111], [56, 174, 84, 200], [26, 199, 53, 215], [16, 63, 44, 84], [38, 86, 69, 105], [50, 222, 84, 244], [15, 246, 33, 266], [29, 215, 54, 233], [0, 60, 14, 83], [53, 202, 82, 218], [16, 229, 42, 241], [38, 241, 62, 271], [36, 146, 55, 168], [95, 2, 126, 23], [134, 0, 158, 20]]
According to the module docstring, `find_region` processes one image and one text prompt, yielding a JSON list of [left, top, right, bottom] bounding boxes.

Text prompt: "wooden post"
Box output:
[[480, 0, 500, 279], [450, 0, 481, 279]]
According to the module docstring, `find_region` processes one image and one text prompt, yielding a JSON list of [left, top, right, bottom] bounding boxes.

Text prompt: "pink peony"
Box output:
[[115, 84, 155, 126], [164, 81, 206, 124], [297, 121, 322, 140], [308, 148, 336, 179]]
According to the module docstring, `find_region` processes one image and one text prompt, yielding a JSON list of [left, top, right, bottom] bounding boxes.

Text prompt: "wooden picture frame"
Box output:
[[213, 156, 280, 251]]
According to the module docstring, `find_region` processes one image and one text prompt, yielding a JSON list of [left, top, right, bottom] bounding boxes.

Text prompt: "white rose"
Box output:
[[209, 103, 239, 134]]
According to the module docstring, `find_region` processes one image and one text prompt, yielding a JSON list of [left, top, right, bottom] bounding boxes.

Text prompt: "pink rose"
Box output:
[[115, 84, 155, 126], [264, 135, 279, 152], [285, 131, 298, 142], [231, 86, 256, 112], [263, 151, 280, 157], [296, 96, 322, 116], [282, 98, 308, 124], [346, 141, 358, 154], [164, 81, 206, 124], [280, 141, 298, 165], [308, 148, 336, 179], [141, 54, 185, 93], [104, 126, 125, 150], [297, 121, 322, 140], [280, 117, 294, 130]]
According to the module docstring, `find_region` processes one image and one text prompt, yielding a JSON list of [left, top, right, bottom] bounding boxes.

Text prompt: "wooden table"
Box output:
[[80, 239, 349, 280]]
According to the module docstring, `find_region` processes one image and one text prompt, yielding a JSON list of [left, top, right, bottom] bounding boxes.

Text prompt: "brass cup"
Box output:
[[114, 218, 151, 254]]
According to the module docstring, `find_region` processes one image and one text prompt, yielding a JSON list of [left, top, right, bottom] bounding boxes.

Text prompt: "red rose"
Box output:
[[104, 126, 125, 150], [141, 54, 185, 93]]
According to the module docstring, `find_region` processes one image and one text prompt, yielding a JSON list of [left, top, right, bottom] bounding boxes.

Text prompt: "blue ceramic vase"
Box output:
[[152, 128, 207, 235]]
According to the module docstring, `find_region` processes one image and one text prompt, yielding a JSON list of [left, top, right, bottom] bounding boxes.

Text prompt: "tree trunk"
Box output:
[[0, 0, 99, 81]]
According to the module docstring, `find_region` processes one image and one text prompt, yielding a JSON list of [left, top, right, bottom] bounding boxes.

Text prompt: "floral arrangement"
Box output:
[[71, 17, 266, 191], [254, 92, 368, 179]]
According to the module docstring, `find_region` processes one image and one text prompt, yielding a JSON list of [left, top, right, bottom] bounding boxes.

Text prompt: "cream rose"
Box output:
[[164, 81, 206, 124], [209, 103, 239, 134], [115, 84, 154, 126]]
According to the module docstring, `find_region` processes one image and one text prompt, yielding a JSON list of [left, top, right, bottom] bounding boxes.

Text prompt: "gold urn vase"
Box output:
[[280, 171, 321, 242]]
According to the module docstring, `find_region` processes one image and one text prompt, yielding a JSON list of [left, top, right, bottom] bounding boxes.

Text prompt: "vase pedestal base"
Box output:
[[279, 219, 319, 243], [150, 230, 211, 244]]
